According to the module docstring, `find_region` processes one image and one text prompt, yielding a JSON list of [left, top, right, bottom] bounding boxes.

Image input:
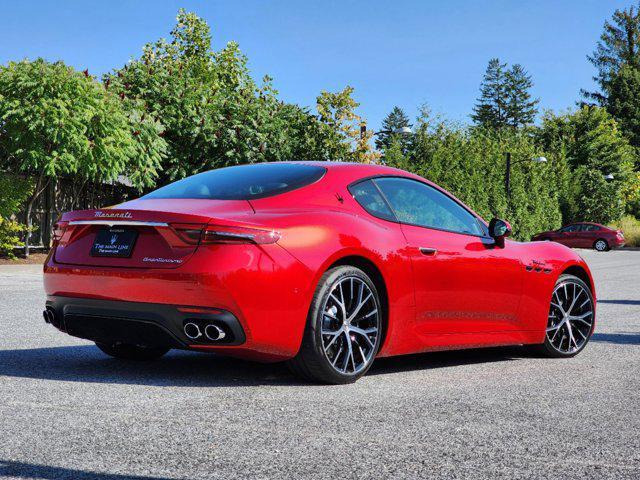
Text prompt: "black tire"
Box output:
[[287, 265, 383, 384], [95, 342, 170, 360], [535, 274, 595, 358], [594, 239, 609, 251]]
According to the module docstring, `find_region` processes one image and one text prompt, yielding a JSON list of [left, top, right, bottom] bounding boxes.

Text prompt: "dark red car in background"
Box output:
[[532, 222, 625, 251]]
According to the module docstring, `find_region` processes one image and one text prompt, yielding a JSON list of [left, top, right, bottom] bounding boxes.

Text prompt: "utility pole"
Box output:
[[505, 152, 512, 199]]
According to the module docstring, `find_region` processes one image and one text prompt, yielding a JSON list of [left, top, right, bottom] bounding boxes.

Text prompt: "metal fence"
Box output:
[[16, 176, 138, 248]]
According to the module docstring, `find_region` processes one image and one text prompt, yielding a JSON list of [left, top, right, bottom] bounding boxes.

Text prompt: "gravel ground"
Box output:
[[0, 250, 638, 479]]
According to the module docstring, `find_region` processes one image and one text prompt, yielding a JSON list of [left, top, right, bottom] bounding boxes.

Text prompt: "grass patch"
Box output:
[[609, 215, 640, 247]]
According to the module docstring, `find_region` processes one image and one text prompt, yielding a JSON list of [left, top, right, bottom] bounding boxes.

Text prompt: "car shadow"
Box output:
[[0, 344, 539, 387], [591, 332, 640, 345], [598, 299, 640, 306], [0, 459, 176, 480], [368, 346, 531, 376]]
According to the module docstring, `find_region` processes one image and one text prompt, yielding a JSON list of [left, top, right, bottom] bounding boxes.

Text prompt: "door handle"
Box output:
[[419, 247, 437, 256]]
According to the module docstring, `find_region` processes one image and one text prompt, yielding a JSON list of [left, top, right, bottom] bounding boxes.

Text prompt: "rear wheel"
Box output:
[[287, 266, 382, 384], [594, 239, 609, 251], [537, 274, 595, 358], [95, 342, 170, 360]]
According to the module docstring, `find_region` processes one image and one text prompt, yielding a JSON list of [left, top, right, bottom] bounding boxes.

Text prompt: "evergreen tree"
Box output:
[[505, 64, 538, 128], [472, 58, 509, 129], [607, 65, 640, 155], [583, 2, 640, 105], [472, 59, 538, 129], [375, 106, 412, 152], [584, 3, 640, 152]]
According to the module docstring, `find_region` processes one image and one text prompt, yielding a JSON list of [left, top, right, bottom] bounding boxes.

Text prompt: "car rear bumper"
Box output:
[[612, 238, 626, 248], [45, 296, 246, 349], [43, 243, 314, 361]]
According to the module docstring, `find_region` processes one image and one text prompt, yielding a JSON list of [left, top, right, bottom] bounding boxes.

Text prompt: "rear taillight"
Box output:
[[170, 223, 205, 245], [52, 221, 69, 244], [202, 225, 280, 245]]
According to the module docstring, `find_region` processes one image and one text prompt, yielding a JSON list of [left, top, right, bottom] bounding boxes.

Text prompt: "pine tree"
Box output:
[[375, 106, 412, 152], [583, 2, 640, 105], [471, 58, 509, 129], [505, 64, 538, 128], [583, 3, 640, 150], [608, 65, 640, 154], [472, 58, 538, 129]]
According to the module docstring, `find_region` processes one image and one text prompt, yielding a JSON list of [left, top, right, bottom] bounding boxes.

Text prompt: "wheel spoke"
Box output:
[[350, 326, 376, 347], [323, 330, 341, 351], [347, 292, 373, 322], [546, 322, 563, 332]]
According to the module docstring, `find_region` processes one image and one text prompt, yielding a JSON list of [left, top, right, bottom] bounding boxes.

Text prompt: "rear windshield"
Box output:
[[143, 163, 326, 200]]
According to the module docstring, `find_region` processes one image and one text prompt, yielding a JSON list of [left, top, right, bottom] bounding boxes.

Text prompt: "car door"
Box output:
[[373, 177, 524, 335], [577, 224, 595, 248], [557, 224, 578, 247], [584, 224, 601, 247]]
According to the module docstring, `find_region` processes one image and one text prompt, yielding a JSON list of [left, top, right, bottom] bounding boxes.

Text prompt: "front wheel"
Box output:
[[594, 239, 609, 251], [287, 266, 383, 384], [537, 274, 595, 358], [96, 342, 170, 360]]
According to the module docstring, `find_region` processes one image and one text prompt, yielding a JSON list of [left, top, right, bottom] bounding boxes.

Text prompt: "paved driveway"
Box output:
[[0, 250, 638, 479]]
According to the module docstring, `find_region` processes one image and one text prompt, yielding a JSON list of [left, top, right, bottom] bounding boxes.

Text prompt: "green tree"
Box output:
[[584, 2, 640, 106], [472, 58, 509, 129], [606, 65, 640, 156], [0, 59, 164, 255], [537, 107, 634, 223], [316, 86, 380, 163], [505, 64, 538, 128], [472, 59, 538, 129], [375, 106, 412, 153], [107, 9, 336, 180]]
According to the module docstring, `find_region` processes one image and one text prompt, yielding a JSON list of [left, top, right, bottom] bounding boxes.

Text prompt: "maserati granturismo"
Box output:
[[43, 162, 596, 383]]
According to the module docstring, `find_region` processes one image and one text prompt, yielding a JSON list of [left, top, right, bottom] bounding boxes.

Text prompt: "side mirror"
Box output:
[[489, 218, 512, 248]]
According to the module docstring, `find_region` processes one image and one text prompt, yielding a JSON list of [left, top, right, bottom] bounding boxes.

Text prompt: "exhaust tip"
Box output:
[[43, 308, 58, 325], [184, 322, 202, 340], [204, 324, 226, 341]]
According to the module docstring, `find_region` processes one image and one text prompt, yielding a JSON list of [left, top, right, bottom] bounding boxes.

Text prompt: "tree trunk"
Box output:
[[23, 170, 49, 258], [24, 198, 34, 258]]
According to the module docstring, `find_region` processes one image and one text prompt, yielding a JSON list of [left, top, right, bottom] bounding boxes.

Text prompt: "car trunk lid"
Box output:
[[53, 200, 254, 269]]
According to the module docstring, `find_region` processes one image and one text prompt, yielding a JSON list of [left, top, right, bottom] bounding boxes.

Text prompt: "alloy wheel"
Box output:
[[595, 240, 608, 251], [320, 276, 380, 375], [546, 280, 594, 354]]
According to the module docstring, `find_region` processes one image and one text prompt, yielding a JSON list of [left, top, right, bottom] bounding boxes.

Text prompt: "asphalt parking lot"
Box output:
[[0, 250, 638, 479]]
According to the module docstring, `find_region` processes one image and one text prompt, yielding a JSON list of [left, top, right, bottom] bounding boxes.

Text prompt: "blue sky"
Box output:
[[0, 1, 631, 130]]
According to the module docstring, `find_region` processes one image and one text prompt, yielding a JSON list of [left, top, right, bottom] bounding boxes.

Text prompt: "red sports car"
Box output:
[[532, 222, 625, 251], [43, 162, 596, 384]]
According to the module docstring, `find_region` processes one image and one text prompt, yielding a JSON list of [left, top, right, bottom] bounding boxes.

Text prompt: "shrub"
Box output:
[[610, 215, 640, 247], [390, 113, 565, 241], [0, 174, 32, 258], [0, 216, 26, 258]]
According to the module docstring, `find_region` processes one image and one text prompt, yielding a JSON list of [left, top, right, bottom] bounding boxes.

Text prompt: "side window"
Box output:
[[349, 180, 396, 222], [585, 225, 600, 232], [560, 225, 577, 232], [374, 177, 483, 236]]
